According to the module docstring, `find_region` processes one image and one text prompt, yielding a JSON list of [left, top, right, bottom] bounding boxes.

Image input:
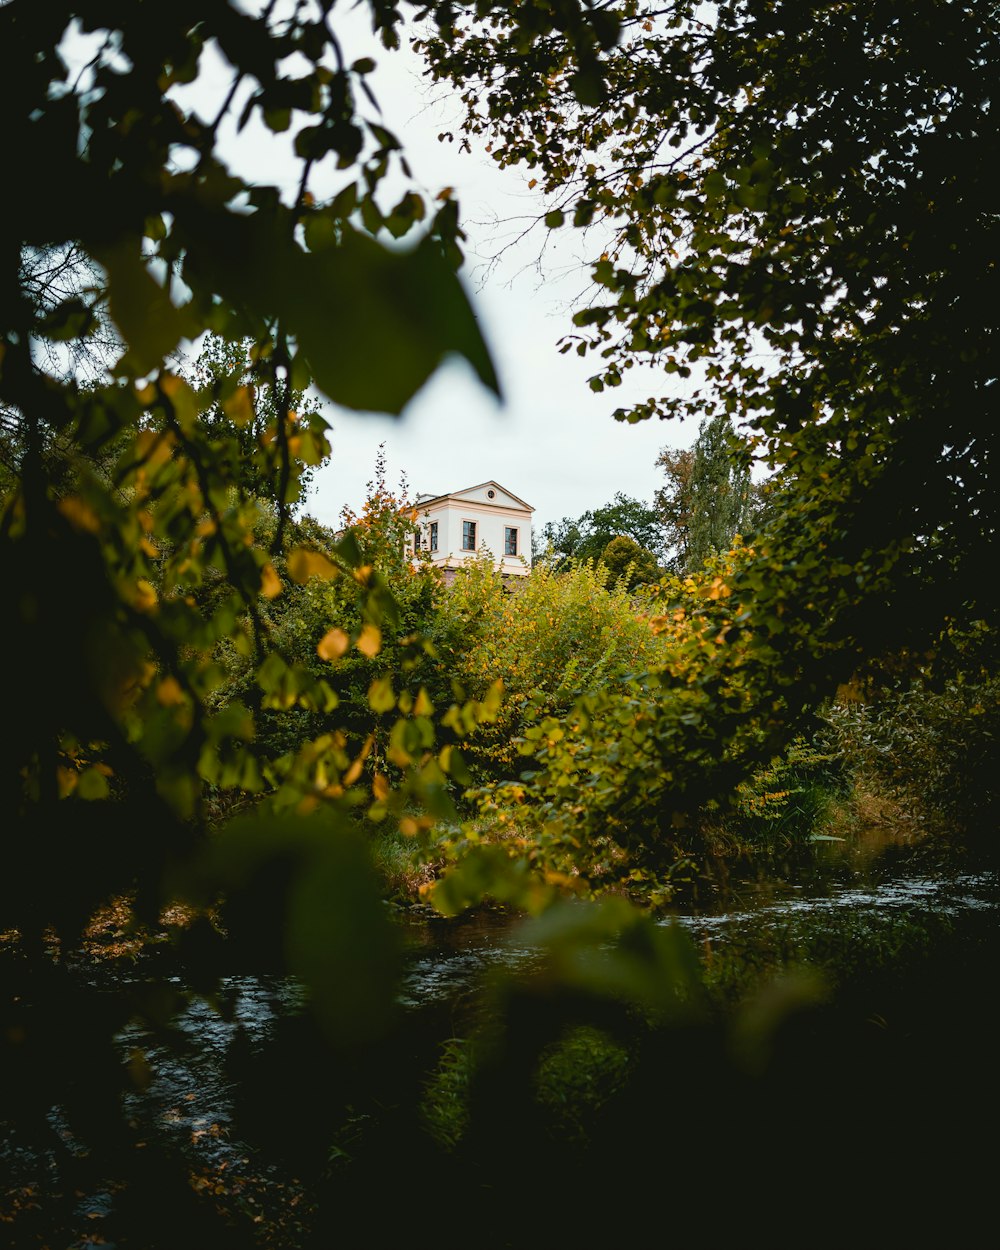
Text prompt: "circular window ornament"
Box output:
[[487, 489, 496, 498]]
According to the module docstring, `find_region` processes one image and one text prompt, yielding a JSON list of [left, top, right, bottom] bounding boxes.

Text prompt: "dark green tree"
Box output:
[[685, 414, 759, 570], [599, 533, 661, 589], [652, 445, 695, 572], [536, 491, 664, 568]]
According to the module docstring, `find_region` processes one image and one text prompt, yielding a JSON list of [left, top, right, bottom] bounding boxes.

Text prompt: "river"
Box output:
[[2, 824, 996, 1247]]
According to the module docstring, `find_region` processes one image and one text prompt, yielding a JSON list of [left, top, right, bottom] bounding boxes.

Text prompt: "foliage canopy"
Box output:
[[419, 0, 1000, 677]]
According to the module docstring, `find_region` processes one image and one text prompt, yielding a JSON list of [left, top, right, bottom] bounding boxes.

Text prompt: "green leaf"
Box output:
[[569, 68, 605, 106], [98, 240, 190, 375], [76, 767, 110, 800], [289, 231, 500, 413], [368, 676, 396, 713], [37, 298, 97, 341]]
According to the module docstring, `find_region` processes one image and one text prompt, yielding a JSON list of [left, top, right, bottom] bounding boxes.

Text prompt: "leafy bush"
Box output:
[[711, 735, 846, 852], [431, 557, 667, 780], [447, 549, 771, 897], [820, 670, 1000, 832]]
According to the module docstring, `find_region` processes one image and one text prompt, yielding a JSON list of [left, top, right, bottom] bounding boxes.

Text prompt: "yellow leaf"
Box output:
[[317, 627, 350, 660], [222, 385, 255, 428], [287, 548, 338, 583], [707, 578, 732, 600], [157, 675, 185, 706], [356, 624, 381, 657], [372, 773, 390, 801], [160, 374, 199, 431], [260, 563, 282, 599], [414, 688, 433, 717], [399, 816, 418, 836], [58, 495, 101, 534], [134, 429, 176, 471], [343, 758, 364, 786], [134, 579, 158, 612], [368, 675, 395, 712]]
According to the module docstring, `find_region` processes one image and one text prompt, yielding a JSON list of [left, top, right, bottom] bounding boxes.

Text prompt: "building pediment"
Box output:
[[418, 481, 534, 513]]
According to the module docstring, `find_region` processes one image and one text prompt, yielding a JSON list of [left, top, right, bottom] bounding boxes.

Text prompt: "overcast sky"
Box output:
[[71, 7, 699, 535], [211, 8, 698, 533], [319, 31, 698, 534]]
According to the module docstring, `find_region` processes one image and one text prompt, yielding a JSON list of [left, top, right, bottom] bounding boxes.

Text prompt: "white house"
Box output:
[[412, 481, 533, 579]]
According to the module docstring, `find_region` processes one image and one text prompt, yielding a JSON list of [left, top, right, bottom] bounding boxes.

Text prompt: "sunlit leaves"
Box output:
[[356, 623, 382, 657], [435, 559, 664, 775], [287, 548, 339, 583], [317, 627, 350, 661]]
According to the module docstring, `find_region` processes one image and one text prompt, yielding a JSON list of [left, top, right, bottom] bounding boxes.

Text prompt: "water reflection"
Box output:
[[3, 826, 995, 1247], [397, 830, 998, 998]]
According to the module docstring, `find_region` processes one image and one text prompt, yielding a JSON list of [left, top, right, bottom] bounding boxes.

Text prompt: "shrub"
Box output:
[[432, 558, 667, 779]]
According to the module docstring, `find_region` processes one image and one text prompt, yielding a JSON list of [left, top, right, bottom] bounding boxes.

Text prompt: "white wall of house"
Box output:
[[414, 482, 533, 577]]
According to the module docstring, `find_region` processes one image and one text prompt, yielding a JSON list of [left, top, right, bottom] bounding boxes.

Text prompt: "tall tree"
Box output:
[[653, 445, 695, 572], [685, 414, 759, 570]]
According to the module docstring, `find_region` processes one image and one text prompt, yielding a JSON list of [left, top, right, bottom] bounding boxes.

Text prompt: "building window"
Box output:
[[429, 521, 438, 552], [462, 520, 476, 551], [504, 527, 518, 556], [413, 529, 421, 552]]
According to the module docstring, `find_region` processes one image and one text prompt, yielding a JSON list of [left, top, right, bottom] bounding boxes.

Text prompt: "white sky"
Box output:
[[299, 35, 696, 533], [228, 8, 696, 533], [68, 7, 699, 535]]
